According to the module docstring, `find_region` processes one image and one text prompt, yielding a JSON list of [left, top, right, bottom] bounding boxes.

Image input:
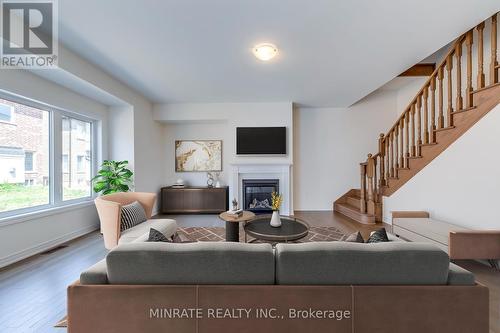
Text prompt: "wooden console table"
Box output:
[[161, 186, 228, 214]]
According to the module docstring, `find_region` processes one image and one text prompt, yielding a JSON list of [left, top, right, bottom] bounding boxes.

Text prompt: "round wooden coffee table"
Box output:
[[244, 215, 309, 243], [219, 211, 255, 242]]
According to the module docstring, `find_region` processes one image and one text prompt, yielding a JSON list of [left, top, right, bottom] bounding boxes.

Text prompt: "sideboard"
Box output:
[[161, 186, 229, 214]]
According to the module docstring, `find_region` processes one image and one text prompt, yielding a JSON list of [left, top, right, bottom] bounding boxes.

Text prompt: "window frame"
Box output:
[[0, 91, 99, 220]]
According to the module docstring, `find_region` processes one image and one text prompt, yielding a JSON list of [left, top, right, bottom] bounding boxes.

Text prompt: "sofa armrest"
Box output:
[[447, 263, 475, 285], [133, 192, 157, 219], [80, 259, 108, 285], [95, 198, 121, 249], [449, 230, 500, 259]]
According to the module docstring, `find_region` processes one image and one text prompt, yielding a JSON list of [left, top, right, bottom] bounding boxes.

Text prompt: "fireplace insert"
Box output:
[[242, 179, 279, 214]]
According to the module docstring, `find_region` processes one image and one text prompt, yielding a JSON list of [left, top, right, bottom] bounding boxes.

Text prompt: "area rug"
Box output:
[[55, 225, 347, 327], [177, 226, 348, 243]]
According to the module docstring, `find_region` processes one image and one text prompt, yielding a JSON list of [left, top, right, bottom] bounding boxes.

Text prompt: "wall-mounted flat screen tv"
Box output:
[[236, 127, 286, 155]]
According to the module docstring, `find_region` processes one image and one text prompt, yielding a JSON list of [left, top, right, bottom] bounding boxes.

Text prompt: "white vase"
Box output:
[[270, 211, 282, 228]]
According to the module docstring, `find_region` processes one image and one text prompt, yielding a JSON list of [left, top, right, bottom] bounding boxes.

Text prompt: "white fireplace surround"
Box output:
[[230, 163, 292, 216]]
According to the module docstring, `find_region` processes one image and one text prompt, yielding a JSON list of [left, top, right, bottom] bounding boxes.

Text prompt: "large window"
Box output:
[[0, 94, 97, 218]]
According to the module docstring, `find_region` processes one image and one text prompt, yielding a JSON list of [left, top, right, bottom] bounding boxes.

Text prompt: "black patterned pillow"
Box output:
[[147, 228, 172, 242], [120, 201, 147, 231], [345, 231, 365, 243], [366, 228, 390, 243]]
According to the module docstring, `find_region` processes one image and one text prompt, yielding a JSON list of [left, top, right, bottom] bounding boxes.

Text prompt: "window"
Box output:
[[0, 103, 13, 122], [0, 99, 49, 213], [0, 94, 97, 218], [62, 117, 92, 201], [24, 152, 34, 172]]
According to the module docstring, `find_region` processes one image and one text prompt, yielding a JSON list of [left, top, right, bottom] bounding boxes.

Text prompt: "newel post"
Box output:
[[366, 153, 376, 215], [360, 163, 367, 214], [378, 134, 386, 186]]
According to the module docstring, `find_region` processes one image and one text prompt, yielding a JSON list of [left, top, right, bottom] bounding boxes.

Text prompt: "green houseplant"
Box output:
[[92, 160, 133, 195]]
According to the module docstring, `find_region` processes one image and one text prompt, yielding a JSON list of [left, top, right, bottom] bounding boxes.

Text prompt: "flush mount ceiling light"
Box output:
[[252, 43, 278, 61]]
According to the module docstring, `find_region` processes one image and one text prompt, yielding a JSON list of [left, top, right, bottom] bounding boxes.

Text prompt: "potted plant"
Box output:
[[270, 191, 283, 227], [92, 160, 133, 195]]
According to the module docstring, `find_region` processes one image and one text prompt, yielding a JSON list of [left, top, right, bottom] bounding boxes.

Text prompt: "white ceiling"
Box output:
[[58, 1, 499, 107]]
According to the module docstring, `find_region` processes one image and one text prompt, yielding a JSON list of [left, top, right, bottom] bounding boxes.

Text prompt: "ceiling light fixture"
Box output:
[[252, 43, 278, 61]]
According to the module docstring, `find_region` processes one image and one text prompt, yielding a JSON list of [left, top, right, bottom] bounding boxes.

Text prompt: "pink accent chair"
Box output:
[[95, 192, 177, 249]]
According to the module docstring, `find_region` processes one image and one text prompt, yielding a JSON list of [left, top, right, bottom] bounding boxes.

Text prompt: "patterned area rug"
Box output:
[[178, 226, 348, 243], [55, 225, 347, 328]]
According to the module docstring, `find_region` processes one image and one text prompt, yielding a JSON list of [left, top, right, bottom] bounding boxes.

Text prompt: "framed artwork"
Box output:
[[175, 140, 222, 172]]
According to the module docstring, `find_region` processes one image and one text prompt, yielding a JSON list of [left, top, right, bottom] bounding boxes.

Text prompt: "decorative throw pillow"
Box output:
[[147, 228, 172, 242], [366, 228, 390, 243], [345, 231, 365, 243], [120, 201, 147, 231]]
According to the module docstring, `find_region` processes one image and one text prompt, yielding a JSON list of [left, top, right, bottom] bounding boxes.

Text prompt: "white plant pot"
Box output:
[[270, 211, 282, 228]]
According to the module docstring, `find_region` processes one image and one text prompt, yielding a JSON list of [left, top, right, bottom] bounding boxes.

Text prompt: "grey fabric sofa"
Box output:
[[81, 241, 474, 286], [70, 241, 487, 333]]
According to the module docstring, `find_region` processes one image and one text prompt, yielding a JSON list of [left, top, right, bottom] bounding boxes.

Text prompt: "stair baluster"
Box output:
[[465, 30, 474, 108], [477, 22, 485, 89], [430, 76, 436, 142], [404, 111, 410, 167], [490, 14, 498, 85], [385, 134, 390, 180], [423, 87, 429, 144], [389, 131, 394, 177], [394, 124, 399, 172], [455, 42, 463, 111], [399, 118, 404, 168], [446, 54, 454, 126], [438, 66, 445, 128], [411, 104, 416, 156], [416, 95, 422, 155]]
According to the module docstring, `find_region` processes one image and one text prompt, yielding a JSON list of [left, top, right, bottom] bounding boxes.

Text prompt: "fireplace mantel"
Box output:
[[229, 163, 292, 215]]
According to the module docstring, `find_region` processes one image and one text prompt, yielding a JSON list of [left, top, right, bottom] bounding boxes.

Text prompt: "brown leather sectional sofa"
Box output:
[[67, 241, 489, 333]]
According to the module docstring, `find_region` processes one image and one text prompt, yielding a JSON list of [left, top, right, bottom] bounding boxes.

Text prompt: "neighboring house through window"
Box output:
[[0, 103, 13, 122]]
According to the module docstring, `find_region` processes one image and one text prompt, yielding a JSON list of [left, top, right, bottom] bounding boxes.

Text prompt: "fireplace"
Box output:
[[242, 179, 279, 214]]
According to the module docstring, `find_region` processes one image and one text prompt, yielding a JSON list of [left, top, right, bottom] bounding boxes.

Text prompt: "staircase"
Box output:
[[335, 12, 500, 224]]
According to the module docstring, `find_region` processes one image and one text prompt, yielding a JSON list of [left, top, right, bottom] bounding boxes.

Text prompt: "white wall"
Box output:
[[108, 106, 135, 169], [383, 104, 500, 229], [0, 70, 109, 268], [155, 102, 293, 187], [294, 90, 398, 210]]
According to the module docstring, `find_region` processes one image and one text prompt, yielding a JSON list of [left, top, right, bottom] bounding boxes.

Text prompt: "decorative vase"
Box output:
[[270, 210, 281, 228]]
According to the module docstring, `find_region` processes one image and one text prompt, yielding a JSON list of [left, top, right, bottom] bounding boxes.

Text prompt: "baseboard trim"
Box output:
[[0, 224, 99, 269]]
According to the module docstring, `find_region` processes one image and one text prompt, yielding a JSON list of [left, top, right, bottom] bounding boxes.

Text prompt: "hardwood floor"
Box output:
[[0, 233, 108, 333], [0, 211, 497, 332]]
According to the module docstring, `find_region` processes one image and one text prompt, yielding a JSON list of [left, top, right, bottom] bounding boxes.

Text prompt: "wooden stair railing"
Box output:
[[336, 13, 500, 223]]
